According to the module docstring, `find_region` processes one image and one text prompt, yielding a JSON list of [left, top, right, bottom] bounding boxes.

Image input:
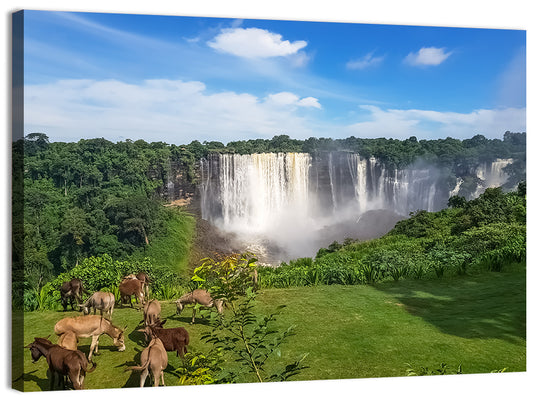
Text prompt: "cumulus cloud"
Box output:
[[24, 79, 321, 143], [346, 105, 526, 139], [404, 47, 452, 66], [266, 92, 321, 109], [207, 27, 307, 59], [346, 52, 385, 70]]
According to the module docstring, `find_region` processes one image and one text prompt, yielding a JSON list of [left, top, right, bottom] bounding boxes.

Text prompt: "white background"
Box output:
[[2, 1, 531, 398]]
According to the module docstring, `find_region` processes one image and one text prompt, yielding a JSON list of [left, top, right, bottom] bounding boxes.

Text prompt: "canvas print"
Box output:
[[12, 9, 526, 392]]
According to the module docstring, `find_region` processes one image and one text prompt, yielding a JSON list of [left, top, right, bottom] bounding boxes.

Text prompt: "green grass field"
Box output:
[[18, 265, 525, 391]]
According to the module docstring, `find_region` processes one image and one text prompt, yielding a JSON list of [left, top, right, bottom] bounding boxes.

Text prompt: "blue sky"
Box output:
[[22, 10, 526, 144]]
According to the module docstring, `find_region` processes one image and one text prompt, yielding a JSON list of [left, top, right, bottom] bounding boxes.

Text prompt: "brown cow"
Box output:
[[54, 315, 126, 361], [58, 330, 78, 351], [119, 278, 144, 307], [143, 299, 161, 327], [123, 272, 151, 299], [78, 291, 115, 319], [140, 321, 189, 358], [126, 337, 167, 387], [175, 289, 224, 324], [60, 278, 87, 311], [25, 337, 96, 390]]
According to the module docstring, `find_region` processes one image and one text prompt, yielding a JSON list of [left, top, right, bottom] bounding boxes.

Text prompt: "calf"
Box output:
[[143, 299, 161, 326], [58, 330, 78, 351], [60, 278, 87, 311], [25, 337, 96, 390], [141, 321, 189, 358], [175, 289, 223, 324], [126, 337, 167, 387], [119, 278, 144, 307], [123, 272, 151, 299], [79, 291, 115, 319]]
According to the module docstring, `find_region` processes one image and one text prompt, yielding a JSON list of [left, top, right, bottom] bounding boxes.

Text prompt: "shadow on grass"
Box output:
[[21, 369, 49, 392], [168, 313, 211, 326], [374, 269, 526, 343], [116, 347, 142, 387]]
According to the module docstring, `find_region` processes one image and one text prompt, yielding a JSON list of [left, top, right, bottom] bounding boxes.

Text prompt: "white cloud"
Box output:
[[346, 52, 385, 70], [297, 97, 322, 109], [24, 79, 522, 145], [24, 79, 321, 143], [346, 105, 526, 139], [266, 92, 321, 109], [404, 47, 452, 66], [207, 27, 307, 59]]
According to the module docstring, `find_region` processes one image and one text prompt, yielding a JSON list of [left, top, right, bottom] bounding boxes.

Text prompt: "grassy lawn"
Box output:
[[17, 266, 525, 391]]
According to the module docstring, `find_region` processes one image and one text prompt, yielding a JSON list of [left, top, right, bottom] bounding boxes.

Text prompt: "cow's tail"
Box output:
[[126, 358, 150, 373], [85, 361, 97, 373]]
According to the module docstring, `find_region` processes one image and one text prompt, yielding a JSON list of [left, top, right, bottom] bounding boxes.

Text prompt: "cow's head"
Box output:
[[114, 327, 127, 352], [175, 300, 184, 314]]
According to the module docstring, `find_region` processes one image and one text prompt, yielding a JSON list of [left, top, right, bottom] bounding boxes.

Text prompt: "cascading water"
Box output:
[[472, 158, 513, 198], [199, 152, 512, 262]]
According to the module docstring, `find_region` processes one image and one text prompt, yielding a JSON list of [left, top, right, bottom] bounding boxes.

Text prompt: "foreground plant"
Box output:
[[202, 288, 308, 383], [184, 254, 308, 384]]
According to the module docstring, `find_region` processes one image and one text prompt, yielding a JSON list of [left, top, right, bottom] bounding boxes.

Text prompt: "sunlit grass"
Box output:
[[18, 265, 525, 391]]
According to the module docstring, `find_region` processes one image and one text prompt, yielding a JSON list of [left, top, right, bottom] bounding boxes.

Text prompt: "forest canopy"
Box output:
[[12, 131, 526, 308]]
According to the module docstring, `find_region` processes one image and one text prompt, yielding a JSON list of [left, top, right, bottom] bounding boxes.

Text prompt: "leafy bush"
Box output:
[[201, 289, 308, 383]]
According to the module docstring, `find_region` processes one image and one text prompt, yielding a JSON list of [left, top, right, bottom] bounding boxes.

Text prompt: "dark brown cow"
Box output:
[[119, 278, 144, 307], [140, 321, 189, 358], [60, 278, 87, 311], [25, 337, 96, 390]]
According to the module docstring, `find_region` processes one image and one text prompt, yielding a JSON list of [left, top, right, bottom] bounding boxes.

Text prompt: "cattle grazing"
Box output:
[[136, 272, 151, 299], [54, 315, 126, 361], [78, 291, 115, 319], [126, 337, 167, 387], [58, 330, 78, 351], [175, 289, 223, 324], [119, 278, 144, 307], [123, 272, 151, 299], [60, 278, 88, 311], [140, 321, 189, 358], [25, 337, 96, 390], [143, 299, 161, 327]]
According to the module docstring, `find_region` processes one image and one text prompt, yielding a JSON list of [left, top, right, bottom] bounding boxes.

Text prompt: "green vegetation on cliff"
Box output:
[[258, 184, 526, 288]]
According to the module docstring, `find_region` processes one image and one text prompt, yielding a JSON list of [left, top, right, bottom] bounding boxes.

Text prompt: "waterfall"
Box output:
[[199, 152, 513, 262], [473, 158, 513, 198], [201, 153, 311, 235]]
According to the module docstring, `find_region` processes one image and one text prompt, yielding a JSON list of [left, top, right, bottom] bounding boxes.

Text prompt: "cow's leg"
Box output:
[[160, 370, 165, 386], [191, 307, 196, 324], [88, 336, 99, 361], [153, 368, 160, 387], [79, 371, 86, 390], [69, 369, 82, 390], [47, 368, 55, 390], [139, 368, 149, 387]]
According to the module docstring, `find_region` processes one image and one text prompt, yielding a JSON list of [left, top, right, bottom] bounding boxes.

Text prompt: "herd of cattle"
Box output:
[[26, 273, 225, 390]]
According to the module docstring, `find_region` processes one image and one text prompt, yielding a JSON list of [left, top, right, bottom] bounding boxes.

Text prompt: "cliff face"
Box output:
[[164, 152, 515, 263]]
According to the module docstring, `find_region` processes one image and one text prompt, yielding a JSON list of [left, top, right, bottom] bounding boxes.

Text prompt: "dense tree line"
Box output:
[[212, 131, 526, 187], [14, 134, 200, 303], [13, 131, 526, 305]]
